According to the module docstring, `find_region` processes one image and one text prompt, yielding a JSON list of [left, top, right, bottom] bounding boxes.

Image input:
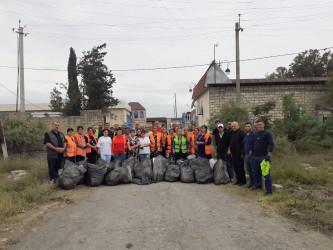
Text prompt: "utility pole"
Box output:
[[213, 43, 218, 84], [174, 93, 177, 118], [13, 20, 28, 113], [235, 14, 243, 105], [0, 120, 8, 159]]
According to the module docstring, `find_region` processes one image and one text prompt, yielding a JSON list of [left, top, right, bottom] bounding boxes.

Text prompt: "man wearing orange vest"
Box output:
[[64, 128, 76, 163], [74, 126, 87, 163], [150, 126, 163, 158], [85, 127, 98, 164]]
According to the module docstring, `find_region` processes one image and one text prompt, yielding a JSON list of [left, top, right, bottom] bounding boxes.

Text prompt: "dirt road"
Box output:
[[10, 183, 332, 250]]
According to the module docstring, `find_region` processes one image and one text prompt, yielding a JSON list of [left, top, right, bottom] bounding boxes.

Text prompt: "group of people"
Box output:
[[44, 119, 274, 195], [212, 119, 274, 196]]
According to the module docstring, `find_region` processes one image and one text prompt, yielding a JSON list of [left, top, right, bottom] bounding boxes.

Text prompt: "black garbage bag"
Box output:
[[191, 157, 213, 184], [178, 160, 195, 183], [153, 155, 168, 182], [104, 165, 133, 186], [133, 157, 153, 185], [59, 160, 86, 190], [85, 163, 107, 187], [164, 163, 180, 182], [213, 159, 230, 185], [96, 158, 113, 171]]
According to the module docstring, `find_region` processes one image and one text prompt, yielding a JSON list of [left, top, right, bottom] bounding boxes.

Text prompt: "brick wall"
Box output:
[[208, 82, 328, 120]]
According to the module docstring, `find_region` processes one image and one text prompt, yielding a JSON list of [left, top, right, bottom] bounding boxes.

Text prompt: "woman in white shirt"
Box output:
[[138, 130, 151, 161], [97, 129, 112, 162]]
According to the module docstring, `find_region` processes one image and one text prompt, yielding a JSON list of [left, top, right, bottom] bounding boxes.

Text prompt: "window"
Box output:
[[130, 112, 132, 117], [134, 111, 138, 118], [140, 110, 144, 118]]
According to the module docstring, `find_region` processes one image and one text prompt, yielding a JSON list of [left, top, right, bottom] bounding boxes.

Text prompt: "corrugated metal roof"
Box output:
[[0, 103, 51, 112]]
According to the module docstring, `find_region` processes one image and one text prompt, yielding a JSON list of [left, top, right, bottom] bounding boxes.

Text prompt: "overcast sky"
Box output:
[[1, 0, 332, 117]]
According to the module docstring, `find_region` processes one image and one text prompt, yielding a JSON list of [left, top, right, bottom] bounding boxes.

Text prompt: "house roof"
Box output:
[[128, 102, 146, 110]]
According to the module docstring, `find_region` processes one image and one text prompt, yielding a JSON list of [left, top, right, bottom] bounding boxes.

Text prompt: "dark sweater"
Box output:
[[251, 130, 274, 157], [215, 132, 230, 153], [229, 129, 245, 155], [243, 131, 253, 155]]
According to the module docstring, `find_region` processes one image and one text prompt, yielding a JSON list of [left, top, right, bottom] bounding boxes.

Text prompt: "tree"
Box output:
[[78, 43, 118, 110], [324, 72, 333, 105], [64, 47, 81, 115], [49, 84, 64, 112], [266, 49, 333, 79], [251, 101, 276, 129]]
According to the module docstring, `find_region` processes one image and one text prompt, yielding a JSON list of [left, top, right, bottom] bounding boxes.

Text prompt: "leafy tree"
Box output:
[[251, 101, 276, 129], [64, 47, 81, 115], [78, 43, 118, 110], [324, 72, 333, 105], [266, 67, 292, 79], [49, 84, 64, 112]]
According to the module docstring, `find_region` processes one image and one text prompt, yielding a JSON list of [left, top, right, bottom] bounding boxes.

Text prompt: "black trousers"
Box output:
[[231, 154, 246, 184], [87, 151, 97, 164], [175, 151, 187, 162], [67, 157, 75, 163], [76, 155, 85, 163]]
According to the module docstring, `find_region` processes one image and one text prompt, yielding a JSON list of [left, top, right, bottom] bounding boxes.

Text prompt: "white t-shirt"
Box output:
[[139, 137, 150, 155], [97, 136, 112, 155]]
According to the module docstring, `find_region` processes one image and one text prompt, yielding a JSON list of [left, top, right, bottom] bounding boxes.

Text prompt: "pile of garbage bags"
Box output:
[[58, 155, 230, 190]]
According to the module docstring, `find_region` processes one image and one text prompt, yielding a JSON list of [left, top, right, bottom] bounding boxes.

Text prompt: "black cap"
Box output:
[[67, 127, 74, 132]]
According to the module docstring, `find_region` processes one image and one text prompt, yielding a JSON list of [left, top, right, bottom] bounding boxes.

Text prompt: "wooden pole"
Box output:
[[0, 120, 8, 159]]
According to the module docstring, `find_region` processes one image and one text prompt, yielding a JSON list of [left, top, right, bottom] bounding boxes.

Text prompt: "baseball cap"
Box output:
[[67, 127, 74, 132], [217, 123, 224, 128]]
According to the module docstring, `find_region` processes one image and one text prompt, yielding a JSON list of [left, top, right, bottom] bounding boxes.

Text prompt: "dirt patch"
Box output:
[[292, 188, 332, 200]]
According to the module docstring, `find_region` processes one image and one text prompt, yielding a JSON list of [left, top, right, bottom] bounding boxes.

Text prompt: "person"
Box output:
[[139, 125, 145, 132], [196, 125, 212, 159], [97, 129, 112, 163], [85, 127, 98, 164], [173, 129, 188, 161], [124, 127, 130, 139], [127, 129, 140, 159], [110, 127, 115, 134], [179, 122, 184, 133], [114, 124, 119, 130], [154, 121, 162, 133], [96, 122, 103, 137], [215, 123, 233, 182], [227, 121, 233, 133], [212, 119, 221, 142], [250, 120, 275, 195], [189, 127, 199, 156], [243, 122, 255, 188], [165, 128, 175, 159], [64, 127, 76, 163], [134, 122, 140, 136], [138, 131, 151, 161], [44, 122, 66, 182], [99, 122, 113, 139], [144, 125, 151, 138], [184, 128, 190, 154], [112, 128, 127, 161], [137, 129, 142, 138], [149, 125, 163, 158], [74, 126, 87, 163], [162, 127, 168, 157], [174, 126, 179, 134], [92, 125, 98, 138], [188, 123, 193, 133], [228, 122, 246, 186]]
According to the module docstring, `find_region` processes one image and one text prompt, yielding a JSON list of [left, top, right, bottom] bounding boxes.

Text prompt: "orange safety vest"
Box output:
[[204, 133, 212, 155], [166, 135, 172, 154], [188, 134, 198, 154], [85, 134, 98, 154], [64, 136, 76, 157], [74, 134, 85, 156], [150, 132, 163, 152], [162, 133, 168, 148]]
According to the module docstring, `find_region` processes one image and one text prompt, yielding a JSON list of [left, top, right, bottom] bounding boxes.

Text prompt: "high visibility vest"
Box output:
[[64, 136, 76, 157], [162, 133, 168, 148], [204, 133, 212, 155], [189, 134, 197, 154], [174, 135, 187, 153], [150, 132, 162, 152], [85, 134, 98, 154], [166, 135, 172, 154], [112, 135, 127, 154], [74, 134, 85, 156]]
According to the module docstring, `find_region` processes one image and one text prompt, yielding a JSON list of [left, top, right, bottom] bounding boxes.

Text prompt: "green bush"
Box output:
[[272, 136, 296, 159], [2, 114, 46, 154]]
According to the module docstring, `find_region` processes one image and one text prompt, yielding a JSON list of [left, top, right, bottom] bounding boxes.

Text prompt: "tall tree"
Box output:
[[65, 47, 81, 115], [78, 43, 118, 110], [49, 84, 64, 112]]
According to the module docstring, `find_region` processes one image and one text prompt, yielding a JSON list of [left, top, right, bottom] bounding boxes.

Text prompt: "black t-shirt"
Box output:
[[98, 129, 114, 139], [212, 128, 219, 140]]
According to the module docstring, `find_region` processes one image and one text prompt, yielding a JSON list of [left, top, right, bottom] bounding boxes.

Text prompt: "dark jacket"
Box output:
[[215, 132, 230, 153], [229, 129, 245, 156]]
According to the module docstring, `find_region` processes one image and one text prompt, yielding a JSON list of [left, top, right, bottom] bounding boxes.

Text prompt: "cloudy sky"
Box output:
[[0, 0, 332, 117]]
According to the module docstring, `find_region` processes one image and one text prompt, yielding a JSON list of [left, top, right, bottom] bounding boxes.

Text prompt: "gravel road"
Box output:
[[10, 182, 332, 250]]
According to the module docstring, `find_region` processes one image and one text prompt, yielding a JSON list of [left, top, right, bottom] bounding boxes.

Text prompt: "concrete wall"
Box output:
[[208, 82, 328, 121], [196, 89, 210, 126]]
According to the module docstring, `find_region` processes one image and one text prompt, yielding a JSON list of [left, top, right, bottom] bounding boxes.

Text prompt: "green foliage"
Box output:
[[78, 43, 119, 110], [2, 114, 46, 153], [324, 72, 333, 105], [272, 136, 296, 159], [208, 101, 248, 130], [266, 66, 293, 79], [49, 85, 64, 112], [251, 101, 276, 129]]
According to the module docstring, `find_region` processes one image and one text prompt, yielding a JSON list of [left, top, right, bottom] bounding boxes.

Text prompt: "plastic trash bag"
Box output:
[[152, 155, 168, 182], [104, 165, 133, 186], [179, 160, 195, 183], [164, 163, 180, 182], [133, 157, 153, 185], [59, 160, 86, 190], [191, 157, 213, 184], [85, 163, 107, 187], [213, 159, 230, 185]]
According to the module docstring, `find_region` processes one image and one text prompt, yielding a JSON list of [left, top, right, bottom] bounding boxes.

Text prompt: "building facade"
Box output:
[[128, 102, 146, 125]]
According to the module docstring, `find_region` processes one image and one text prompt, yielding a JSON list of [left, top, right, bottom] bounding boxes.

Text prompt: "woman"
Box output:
[[137, 129, 142, 138], [196, 125, 212, 159], [74, 126, 86, 162], [97, 129, 112, 163], [127, 129, 140, 159], [138, 130, 151, 161], [189, 127, 199, 156], [162, 127, 168, 157], [166, 128, 175, 159], [85, 127, 98, 164], [112, 128, 127, 161], [64, 127, 76, 163]]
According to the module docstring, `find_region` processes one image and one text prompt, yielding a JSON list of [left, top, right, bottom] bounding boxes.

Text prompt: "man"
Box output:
[[144, 125, 151, 138], [124, 127, 130, 139], [98, 122, 114, 139], [114, 124, 119, 130], [92, 125, 98, 138], [227, 121, 233, 133], [187, 123, 193, 133], [212, 119, 221, 142], [228, 121, 246, 186], [179, 122, 184, 133], [250, 120, 274, 195], [184, 128, 190, 153], [215, 123, 233, 182], [134, 122, 140, 135], [96, 122, 103, 137], [173, 129, 188, 161], [44, 122, 66, 182], [64, 127, 76, 163], [243, 122, 255, 188], [150, 126, 163, 158], [154, 121, 162, 133]]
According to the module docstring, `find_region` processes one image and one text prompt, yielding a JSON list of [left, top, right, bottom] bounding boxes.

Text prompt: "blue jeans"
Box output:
[[251, 155, 272, 193], [47, 156, 63, 181], [245, 155, 255, 186], [139, 154, 150, 161], [101, 154, 111, 163], [114, 154, 126, 161]]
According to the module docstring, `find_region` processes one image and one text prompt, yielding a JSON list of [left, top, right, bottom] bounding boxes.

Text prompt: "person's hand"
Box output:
[[265, 156, 271, 162], [227, 150, 231, 156], [249, 150, 252, 156], [173, 150, 175, 154], [268, 152, 272, 158]]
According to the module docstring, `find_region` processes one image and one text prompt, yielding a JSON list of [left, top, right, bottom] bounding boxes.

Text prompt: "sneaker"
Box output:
[[264, 192, 272, 196]]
